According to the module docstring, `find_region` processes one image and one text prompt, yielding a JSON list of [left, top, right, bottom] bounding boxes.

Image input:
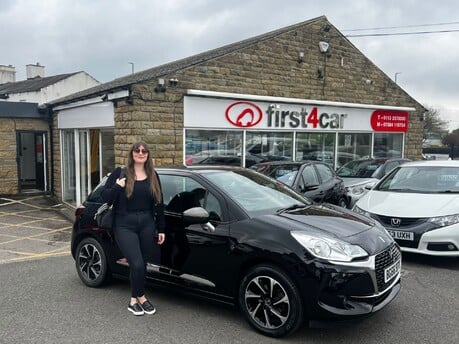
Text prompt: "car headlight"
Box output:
[[428, 214, 459, 227], [346, 181, 377, 195], [352, 205, 372, 218], [291, 231, 368, 262]]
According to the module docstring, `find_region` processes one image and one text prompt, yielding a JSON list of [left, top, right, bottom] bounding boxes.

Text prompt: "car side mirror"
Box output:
[[182, 207, 210, 225], [303, 183, 319, 191]]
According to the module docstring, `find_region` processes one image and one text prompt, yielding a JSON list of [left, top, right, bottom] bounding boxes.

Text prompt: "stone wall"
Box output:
[[0, 118, 50, 195], [112, 17, 423, 166]]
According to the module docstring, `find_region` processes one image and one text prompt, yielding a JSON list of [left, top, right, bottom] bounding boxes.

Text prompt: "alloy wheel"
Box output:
[[244, 275, 290, 329], [77, 242, 102, 282]]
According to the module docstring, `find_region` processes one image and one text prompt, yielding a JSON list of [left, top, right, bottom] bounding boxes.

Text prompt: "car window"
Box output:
[[377, 166, 459, 193], [277, 171, 297, 186], [384, 161, 399, 174], [205, 170, 310, 214], [315, 163, 334, 183], [301, 165, 319, 185], [86, 175, 108, 202], [160, 174, 223, 222]]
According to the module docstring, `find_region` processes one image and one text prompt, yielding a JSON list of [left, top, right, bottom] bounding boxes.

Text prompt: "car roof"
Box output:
[[399, 160, 459, 168], [156, 165, 248, 173], [252, 160, 319, 167]]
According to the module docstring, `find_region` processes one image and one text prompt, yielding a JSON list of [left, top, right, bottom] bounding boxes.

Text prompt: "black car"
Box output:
[[251, 161, 347, 208], [196, 153, 288, 167], [71, 166, 401, 338]]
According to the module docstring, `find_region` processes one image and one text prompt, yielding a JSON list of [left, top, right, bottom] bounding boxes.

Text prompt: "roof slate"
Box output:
[[0, 72, 79, 94]]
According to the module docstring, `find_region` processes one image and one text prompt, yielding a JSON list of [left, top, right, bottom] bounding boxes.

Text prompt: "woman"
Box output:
[[102, 141, 166, 316]]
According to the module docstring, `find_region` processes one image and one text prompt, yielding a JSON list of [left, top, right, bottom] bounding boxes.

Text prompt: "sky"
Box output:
[[2, 0, 459, 130]]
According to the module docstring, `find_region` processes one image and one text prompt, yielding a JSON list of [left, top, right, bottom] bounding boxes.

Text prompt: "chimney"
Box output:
[[0, 65, 16, 84], [26, 62, 45, 79]]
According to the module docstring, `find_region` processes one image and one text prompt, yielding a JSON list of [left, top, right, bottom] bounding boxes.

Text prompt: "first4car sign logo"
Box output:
[[225, 101, 347, 129], [224, 101, 409, 132]]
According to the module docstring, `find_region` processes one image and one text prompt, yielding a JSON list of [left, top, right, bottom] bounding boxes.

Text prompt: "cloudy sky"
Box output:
[[2, 0, 459, 130]]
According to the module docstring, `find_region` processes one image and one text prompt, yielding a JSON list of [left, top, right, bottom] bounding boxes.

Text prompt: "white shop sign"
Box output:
[[184, 93, 412, 132]]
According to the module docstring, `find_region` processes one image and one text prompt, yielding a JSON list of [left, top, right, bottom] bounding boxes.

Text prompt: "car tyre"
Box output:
[[337, 197, 347, 208], [238, 265, 303, 337], [75, 237, 110, 287]]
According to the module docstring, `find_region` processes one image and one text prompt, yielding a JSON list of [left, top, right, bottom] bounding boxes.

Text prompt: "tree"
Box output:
[[442, 129, 459, 159], [422, 106, 449, 139]]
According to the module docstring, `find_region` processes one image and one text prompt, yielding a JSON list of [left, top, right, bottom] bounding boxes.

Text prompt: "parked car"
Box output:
[[72, 166, 401, 337], [353, 160, 459, 257], [336, 158, 411, 208], [196, 153, 289, 167], [251, 161, 347, 207]]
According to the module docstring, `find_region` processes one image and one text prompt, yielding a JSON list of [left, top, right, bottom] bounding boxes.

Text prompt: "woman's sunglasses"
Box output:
[[133, 148, 149, 154]]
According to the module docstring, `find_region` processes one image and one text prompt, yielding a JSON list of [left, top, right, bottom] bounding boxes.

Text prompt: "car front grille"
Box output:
[[375, 244, 401, 292], [375, 215, 425, 227]]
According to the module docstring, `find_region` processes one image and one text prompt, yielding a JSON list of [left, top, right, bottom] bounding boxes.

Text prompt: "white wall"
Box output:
[[4, 72, 100, 104]]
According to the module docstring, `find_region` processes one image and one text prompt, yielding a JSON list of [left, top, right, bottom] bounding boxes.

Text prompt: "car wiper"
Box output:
[[276, 204, 309, 214]]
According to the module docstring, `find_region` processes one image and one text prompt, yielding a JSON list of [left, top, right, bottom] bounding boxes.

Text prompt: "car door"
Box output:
[[297, 163, 323, 202], [314, 162, 343, 204], [158, 171, 231, 292]]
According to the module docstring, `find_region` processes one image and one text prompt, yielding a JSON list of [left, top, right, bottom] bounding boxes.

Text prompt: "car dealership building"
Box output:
[[5, 16, 425, 207]]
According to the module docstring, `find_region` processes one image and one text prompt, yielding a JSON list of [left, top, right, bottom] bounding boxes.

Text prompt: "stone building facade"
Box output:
[[0, 103, 51, 195], [50, 16, 424, 207]]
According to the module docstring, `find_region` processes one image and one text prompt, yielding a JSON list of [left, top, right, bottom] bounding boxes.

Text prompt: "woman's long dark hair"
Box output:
[[125, 141, 162, 203]]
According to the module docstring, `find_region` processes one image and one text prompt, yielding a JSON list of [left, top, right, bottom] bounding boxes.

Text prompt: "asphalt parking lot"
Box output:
[[0, 195, 458, 343], [0, 195, 73, 264]]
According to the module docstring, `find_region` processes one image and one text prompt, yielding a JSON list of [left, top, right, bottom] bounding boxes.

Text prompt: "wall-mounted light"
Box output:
[[298, 51, 305, 63], [154, 78, 166, 93], [318, 41, 329, 54], [169, 78, 179, 87]]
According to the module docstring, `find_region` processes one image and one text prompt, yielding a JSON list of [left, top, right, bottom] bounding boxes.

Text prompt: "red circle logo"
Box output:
[[225, 101, 263, 128]]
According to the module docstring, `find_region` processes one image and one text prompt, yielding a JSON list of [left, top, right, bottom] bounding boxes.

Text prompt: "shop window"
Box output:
[[61, 128, 114, 206], [62, 130, 76, 204], [296, 132, 335, 166], [185, 129, 242, 166], [337, 133, 371, 168], [373, 133, 403, 158], [245, 132, 292, 166]]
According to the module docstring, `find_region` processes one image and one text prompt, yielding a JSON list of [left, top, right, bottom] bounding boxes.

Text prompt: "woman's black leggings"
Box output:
[[114, 211, 157, 298]]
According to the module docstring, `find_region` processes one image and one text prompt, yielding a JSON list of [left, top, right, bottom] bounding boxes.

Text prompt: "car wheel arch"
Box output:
[[237, 262, 305, 337]]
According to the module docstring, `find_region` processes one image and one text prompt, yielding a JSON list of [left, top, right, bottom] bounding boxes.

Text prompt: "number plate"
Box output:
[[384, 259, 401, 283], [387, 229, 414, 241]]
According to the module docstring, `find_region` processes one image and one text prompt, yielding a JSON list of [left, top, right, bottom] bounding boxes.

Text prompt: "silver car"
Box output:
[[336, 158, 411, 208]]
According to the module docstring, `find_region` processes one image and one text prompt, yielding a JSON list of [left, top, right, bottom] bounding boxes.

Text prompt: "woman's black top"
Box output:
[[101, 166, 166, 233]]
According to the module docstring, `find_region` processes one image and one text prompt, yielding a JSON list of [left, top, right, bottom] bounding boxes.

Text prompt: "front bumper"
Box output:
[[369, 214, 459, 257], [303, 243, 402, 318]]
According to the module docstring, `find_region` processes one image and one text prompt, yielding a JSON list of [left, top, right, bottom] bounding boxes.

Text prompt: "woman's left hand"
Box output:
[[157, 233, 165, 245]]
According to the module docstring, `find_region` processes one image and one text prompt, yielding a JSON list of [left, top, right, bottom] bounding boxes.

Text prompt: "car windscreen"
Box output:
[[376, 166, 459, 193], [336, 160, 382, 178], [204, 170, 311, 215]]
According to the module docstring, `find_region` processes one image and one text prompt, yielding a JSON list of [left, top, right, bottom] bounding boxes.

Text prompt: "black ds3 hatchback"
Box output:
[[71, 167, 401, 337]]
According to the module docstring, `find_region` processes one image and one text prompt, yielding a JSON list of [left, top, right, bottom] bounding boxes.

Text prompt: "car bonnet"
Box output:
[[358, 190, 459, 217], [276, 204, 375, 238]]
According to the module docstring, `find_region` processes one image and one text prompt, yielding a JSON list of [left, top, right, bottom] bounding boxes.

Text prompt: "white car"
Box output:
[[353, 160, 459, 257]]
